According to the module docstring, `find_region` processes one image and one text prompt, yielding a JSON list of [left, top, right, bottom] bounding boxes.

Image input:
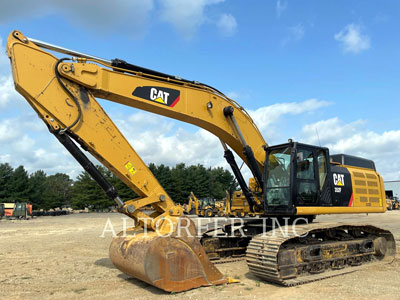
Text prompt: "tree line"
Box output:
[[0, 162, 237, 210]]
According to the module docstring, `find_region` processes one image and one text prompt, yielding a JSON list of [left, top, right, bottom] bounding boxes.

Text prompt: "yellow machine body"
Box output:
[[6, 31, 393, 293]]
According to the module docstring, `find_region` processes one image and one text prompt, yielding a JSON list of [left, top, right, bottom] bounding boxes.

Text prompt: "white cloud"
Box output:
[[282, 23, 305, 46], [301, 118, 400, 180], [0, 1, 155, 38], [62, 0, 154, 38], [301, 117, 365, 146], [276, 0, 287, 18], [226, 91, 252, 102], [248, 99, 331, 138], [0, 76, 16, 108], [1, 1, 236, 40], [217, 13, 237, 37], [0, 37, 9, 68], [0, 119, 19, 142], [12, 135, 36, 153], [159, 0, 225, 39], [114, 112, 224, 167], [0, 115, 78, 176], [334, 24, 370, 54]]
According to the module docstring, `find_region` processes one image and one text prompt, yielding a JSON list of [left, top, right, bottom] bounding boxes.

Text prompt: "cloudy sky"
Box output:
[[0, 0, 399, 181]]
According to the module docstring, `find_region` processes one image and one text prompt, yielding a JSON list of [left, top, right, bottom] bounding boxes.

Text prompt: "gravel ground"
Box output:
[[0, 211, 399, 300]]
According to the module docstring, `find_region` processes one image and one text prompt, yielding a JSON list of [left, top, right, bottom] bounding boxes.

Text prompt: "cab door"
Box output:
[[264, 144, 296, 215], [293, 146, 332, 206], [293, 146, 319, 206]]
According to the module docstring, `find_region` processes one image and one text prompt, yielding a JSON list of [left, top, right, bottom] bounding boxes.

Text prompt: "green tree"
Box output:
[[146, 163, 237, 204], [208, 167, 237, 200], [0, 163, 14, 202], [0, 161, 237, 210], [72, 171, 100, 209], [169, 163, 187, 203], [8, 165, 31, 203], [187, 165, 209, 198], [42, 173, 73, 209], [29, 170, 47, 209], [71, 166, 117, 209]]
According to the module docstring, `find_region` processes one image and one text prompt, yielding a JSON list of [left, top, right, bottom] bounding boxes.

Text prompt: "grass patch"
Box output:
[[73, 288, 87, 294]]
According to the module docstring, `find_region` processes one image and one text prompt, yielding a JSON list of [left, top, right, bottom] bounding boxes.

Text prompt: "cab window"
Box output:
[[317, 149, 327, 190], [296, 149, 314, 179], [296, 148, 317, 205]]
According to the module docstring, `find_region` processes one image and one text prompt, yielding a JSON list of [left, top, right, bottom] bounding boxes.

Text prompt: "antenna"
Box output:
[[315, 127, 321, 147]]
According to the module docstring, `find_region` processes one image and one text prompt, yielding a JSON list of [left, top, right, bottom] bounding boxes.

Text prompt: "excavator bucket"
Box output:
[[109, 216, 227, 292]]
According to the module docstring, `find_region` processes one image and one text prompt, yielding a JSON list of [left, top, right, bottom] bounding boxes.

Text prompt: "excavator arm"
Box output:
[[7, 31, 266, 222]]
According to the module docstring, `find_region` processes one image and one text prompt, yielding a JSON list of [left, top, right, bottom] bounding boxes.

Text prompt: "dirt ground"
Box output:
[[1, 211, 399, 300]]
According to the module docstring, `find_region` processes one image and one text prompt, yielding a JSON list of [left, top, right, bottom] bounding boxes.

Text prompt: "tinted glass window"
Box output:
[[296, 149, 314, 180], [317, 149, 327, 190], [296, 148, 317, 205], [265, 147, 291, 207], [267, 147, 291, 188]]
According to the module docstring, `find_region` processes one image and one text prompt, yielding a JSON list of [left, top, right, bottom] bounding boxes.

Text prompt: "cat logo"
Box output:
[[333, 173, 345, 186], [132, 86, 180, 107], [150, 88, 170, 104]]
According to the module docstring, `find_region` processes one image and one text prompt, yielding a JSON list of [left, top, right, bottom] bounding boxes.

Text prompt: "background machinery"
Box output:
[[6, 31, 395, 292], [186, 192, 222, 217], [393, 197, 400, 210], [1, 202, 32, 219], [197, 197, 216, 217], [228, 190, 254, 217], [185, 192, 200, 215], [386, 197, 399, 210]]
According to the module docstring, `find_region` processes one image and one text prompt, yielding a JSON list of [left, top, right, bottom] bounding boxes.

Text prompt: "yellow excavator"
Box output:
[[6, 31, 395, 292]]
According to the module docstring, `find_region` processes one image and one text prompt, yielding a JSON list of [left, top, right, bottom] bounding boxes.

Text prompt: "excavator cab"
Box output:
[[264, 141, 331, 215]]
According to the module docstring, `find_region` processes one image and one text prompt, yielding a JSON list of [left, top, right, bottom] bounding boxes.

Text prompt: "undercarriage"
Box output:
[[201, 218, 396, 285]]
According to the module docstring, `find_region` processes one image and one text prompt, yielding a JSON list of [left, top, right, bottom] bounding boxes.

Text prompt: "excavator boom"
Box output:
[[7, 30, 267, 222]]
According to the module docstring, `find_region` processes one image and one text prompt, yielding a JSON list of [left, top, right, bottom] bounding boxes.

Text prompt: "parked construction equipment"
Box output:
[[6, 31, 395, 293], [1, 202, 32, 219], [186, 192, 219, 217]]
